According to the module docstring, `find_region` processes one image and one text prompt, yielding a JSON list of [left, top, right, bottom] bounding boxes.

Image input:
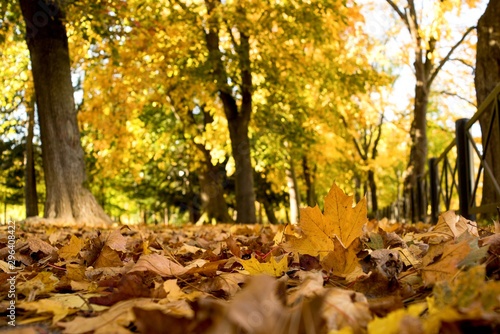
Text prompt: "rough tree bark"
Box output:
[[19, 0, 110, 225], [204, 0, 256, 223], [475, 0, 500, 210], [25, 88, 38, 218]]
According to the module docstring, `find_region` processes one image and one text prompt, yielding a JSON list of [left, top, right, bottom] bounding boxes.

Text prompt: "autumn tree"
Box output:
[[475, 0, 500, 211], [385, 0, 476, 221], [18, 0, 110, 224]]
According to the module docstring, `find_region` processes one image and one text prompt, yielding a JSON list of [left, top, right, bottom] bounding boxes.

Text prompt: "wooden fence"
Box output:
[[378, 83, 500, 223]]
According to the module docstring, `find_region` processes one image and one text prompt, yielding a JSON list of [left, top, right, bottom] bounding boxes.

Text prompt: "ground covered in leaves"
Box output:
[[1, 185, 500, 333]]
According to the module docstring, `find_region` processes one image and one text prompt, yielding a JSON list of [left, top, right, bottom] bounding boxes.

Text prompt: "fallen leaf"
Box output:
[[129, 253, 187, 277], [58, 235, 85, 260], [421, 239, 471, 285], [322, 237, 362, 279], [239, 255, 288, 277], [94, 246, 123, 268], [324, 183, 367, 248], [19, 299, 74, 324], [102, 229, 128, 252], [321, 288, 372, 332], [283, 183, 366, 258], [59, 298, 156, 333], [27, 237, 57, 255], [417, 211, 478, 243]]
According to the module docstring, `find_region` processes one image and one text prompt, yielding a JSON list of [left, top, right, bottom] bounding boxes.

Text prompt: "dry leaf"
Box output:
[[322, 237, 362, 279], [239, 255, 288, 277], [129, 253, 187, 277], [58, 235, 85, 260], [27, 237, 57, 255], [94, 246, 123, 268], [102, 229, 128, 252], [283, 183, 366, 258], [421, 239, 471, 285]]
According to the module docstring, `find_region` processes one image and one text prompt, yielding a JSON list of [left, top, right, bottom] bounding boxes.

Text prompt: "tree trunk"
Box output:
[[227, 118, 256, 224], [25, 89, 38, 218], [367, 169, 378, 213], [302, 156, 316, 207], [475, 0, 500, 210], [353, 175, 362, 204], [262, 198, 279, 225], [286, 157, 300, 224], [19, 0, 110, 225], [204, 0, 256, 224], [199, 162, 233, 223]]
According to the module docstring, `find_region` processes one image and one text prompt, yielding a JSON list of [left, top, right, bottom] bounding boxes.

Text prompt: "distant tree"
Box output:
[[19, 0, 109, 224], [385, 0, 476, 221]]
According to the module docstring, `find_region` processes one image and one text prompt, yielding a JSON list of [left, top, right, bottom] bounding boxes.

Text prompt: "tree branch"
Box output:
[[428, 26, 476, 86], [203, 0, 239, 121], [371, 112, 384, 159], [385, 0, 408, 27], [438, 90, 477, 108]]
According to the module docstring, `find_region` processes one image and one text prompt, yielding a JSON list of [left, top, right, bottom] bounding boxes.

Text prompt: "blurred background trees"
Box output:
[[0, 0, 489, 224]]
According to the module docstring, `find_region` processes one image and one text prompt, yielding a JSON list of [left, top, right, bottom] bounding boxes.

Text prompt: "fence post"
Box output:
[[429, 158, 439, 223], [455, 118, 476, 221]]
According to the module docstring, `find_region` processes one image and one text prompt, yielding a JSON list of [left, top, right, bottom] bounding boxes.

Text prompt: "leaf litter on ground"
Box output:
[[1, 183, 500, 333]]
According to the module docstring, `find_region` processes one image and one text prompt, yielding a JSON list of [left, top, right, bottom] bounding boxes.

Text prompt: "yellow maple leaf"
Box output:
[[239, 255, 288, 277], [283, 183, 367, 258], [58, 235, 85, 260], [324, 183, 367, 248]]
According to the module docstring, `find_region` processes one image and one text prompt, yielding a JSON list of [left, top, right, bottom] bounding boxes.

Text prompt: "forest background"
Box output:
[[0, 0, 495, 226]]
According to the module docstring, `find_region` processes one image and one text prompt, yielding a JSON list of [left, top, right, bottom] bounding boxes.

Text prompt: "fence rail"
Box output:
[[378, 83, 500, 223]]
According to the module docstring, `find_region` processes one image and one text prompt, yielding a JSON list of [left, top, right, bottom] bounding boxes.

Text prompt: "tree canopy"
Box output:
[[0, 0, 486, 224]]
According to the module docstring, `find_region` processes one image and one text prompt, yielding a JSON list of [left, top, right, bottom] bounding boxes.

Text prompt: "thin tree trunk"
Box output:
[[204, 0, 256, 223], [475, 0, 500, 212], [353, 175, 362, 204], [25, 89, 38, 218], [302, 156, 316, 207], [286, 157, 300, 224], [262, 198, 279, 225], [367, 170, 378, 212], [19, 0, 110, 225]]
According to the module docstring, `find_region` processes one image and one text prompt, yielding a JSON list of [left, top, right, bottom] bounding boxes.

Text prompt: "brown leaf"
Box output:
[[133, 307, 192, 334], [94, 246, 123, 268], [89, 273, 150, 306], [58, 235, 85, 260], [320, 287, 372, 332], [59, 298, 156, 333], [102, 229, 128, 252], [27, 237, 56, 255], [198, 272, 247, 297], [130, 253, 187, 277], [225, 235, 241, 258], [321, 237, 362, 279], [421, 239, 471, 285], [417, 211, 478, 243]]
